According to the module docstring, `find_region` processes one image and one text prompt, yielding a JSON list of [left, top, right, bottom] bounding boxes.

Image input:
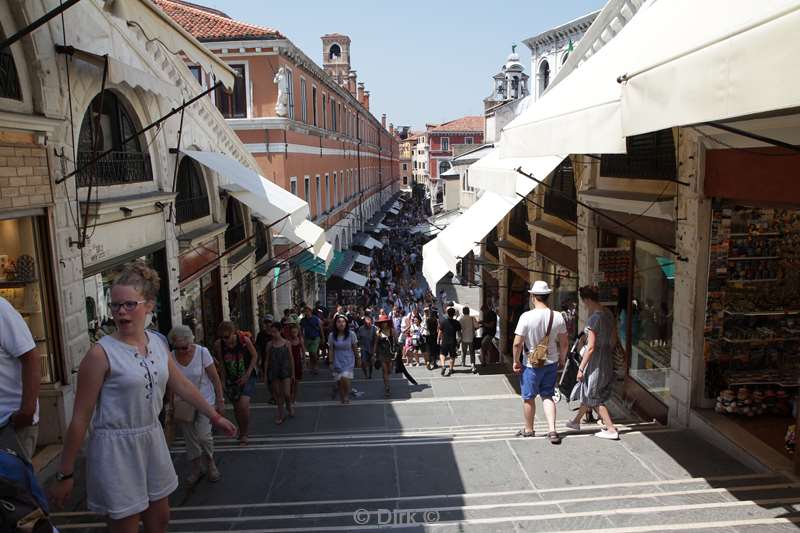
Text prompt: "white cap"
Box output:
[[528, 280, 552, 295]]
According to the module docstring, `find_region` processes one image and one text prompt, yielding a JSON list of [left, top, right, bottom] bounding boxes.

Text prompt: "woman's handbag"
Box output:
[[172, 396, 196, 424], [527, 310, 554, 368]]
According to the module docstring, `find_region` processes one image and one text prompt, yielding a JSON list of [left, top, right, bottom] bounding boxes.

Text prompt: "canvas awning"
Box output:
[[468, 148, 565, 198], [182, 150, 331, 263], [354, 254, 372, 266], [353, 234, 384, 250], [422, 192, 519, 288], [342, 270, 368, 287], [619, 0, 800, 136]]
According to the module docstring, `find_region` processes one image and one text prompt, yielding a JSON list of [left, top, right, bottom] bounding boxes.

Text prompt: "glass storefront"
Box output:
[[228, 278, 254, 334], [83, 247, 171, 343], [0, 215, 59, 383], [180, 269, 221, 349]]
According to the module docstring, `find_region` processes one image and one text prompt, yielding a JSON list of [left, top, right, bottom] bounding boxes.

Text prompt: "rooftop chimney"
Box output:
[[348, 70, 357, 95], [381, 114, 387, 128], [357, 82, 365, 104], [363, 90, 370, 111]]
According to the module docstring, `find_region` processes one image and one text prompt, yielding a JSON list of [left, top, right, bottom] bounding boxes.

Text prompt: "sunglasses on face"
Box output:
[[109, 300, 147, 313]]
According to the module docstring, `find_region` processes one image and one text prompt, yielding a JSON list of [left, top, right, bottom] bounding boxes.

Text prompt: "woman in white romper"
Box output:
[[50, 261, 236, 532]]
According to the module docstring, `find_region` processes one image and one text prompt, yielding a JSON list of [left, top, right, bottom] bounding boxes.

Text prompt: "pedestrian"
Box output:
[[0, 296, 41, 461], [50, 261, 236, 531], [405, 314, 423, 366], [373, 312, 396, 398], [425, 309, 440, 370], [255, 315, 275, 404], [357, 315, 377, 379], [479, 304, 499, 366], [329, 314, 360, 404], [167, 325, 225, 484], [458, 306, 478, 373], [214, 321, 258, 446], [264, 321, 295, 424], [512, 281, 568, 444], [286, 320, 305, 407], [438, 307, 461, 376], [566, 286, 620, 440]]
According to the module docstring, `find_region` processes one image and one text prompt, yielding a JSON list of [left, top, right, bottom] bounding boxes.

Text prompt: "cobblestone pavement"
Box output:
[[52, 365, 800, 532]]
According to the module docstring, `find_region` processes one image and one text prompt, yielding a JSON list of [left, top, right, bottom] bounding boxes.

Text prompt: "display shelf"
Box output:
[[720, 337, 800, 344], [727, 256, 780, 261], [724, 310, 800, 317], [729, 232, 781, 237], [727, 278, 779, 283]]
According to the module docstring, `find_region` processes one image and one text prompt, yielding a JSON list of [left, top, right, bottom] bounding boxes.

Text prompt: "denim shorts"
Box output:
[[520, 363, 557, 400]]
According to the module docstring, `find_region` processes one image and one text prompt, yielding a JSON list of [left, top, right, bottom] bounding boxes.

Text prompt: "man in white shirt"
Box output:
[[458, 306, 478, 373], [0, 296, 41, 460], [512, 281, 568, 444]]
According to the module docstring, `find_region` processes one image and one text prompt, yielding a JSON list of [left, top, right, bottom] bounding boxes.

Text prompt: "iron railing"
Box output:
[[225, 222, 246, 250], [76, 150, 153, 187], [175, 196, 210, 225], [0, 48, 21, 100]]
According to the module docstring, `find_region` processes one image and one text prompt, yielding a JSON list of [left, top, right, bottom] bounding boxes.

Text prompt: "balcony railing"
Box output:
[[0, 48, 21, 100], [175, 196, 210, 225], [76, 150, 153, 187]]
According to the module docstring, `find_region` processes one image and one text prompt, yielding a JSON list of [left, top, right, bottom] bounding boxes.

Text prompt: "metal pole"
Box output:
[[0, 0, 82, 50]]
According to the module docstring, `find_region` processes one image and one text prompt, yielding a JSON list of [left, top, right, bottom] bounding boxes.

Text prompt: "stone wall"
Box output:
[[0, 138, 52, 210]]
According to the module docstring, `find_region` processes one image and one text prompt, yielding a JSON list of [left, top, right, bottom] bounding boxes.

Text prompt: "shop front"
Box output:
[[695, 145, 800, 473], [178, 239, 223, 349]]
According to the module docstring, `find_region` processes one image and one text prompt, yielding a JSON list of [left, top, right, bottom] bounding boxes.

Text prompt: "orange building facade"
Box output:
[[157, 2, 401, 308]]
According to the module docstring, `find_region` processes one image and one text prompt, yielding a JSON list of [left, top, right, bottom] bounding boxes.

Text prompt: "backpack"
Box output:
[[0, 448, 54, 532]]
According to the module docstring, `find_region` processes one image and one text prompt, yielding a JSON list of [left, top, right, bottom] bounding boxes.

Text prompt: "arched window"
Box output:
[[438, 161, 449, 177], [254, 219, 269, 261], [538, 60, 550, 95], [77, 91, 152, 187], [509, 201, 531, 244], [224, 197, 246, 249], [544, 159, 577, 223], [334, 234, 341, 252], [329, 44, 341, 60], [0, 29, 21, 100], [175, 158, 209, 224]]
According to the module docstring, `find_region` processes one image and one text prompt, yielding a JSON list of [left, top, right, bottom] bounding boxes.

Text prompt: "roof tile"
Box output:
[[152, 0, 283, 42], [429, 116, 484, 133]]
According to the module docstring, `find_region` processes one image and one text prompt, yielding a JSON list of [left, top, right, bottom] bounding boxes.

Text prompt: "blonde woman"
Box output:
[[50, 261, 236, 532], [168, 325, 225, 484]]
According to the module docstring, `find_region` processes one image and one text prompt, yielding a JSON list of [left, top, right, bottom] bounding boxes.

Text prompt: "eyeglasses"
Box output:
[[109, 300, 147, 313]]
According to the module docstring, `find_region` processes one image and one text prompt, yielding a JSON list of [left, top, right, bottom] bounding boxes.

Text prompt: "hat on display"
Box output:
[[375, 312, 392, 325], [528, 280, 552, 295]]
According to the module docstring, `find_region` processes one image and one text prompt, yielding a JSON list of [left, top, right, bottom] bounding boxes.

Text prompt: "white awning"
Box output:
[[364, 236, 384, 250], [422, 192, 519, 289], [498, 1, 646, 158], [619, 0, 800, 136], [387, 208, 400, 215], [354, 254, 372, 266], [469, 148, 565, 198], [342, 270, 368, 287], [182, 150, 331, 262]]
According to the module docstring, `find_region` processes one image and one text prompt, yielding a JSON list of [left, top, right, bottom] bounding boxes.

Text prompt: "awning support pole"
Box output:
[[458, 256, 578, 279], [515, 167, 687, 261], [703, 121, 800, 155], [0, 0, 82, 50], [56, 81, 222, 184]]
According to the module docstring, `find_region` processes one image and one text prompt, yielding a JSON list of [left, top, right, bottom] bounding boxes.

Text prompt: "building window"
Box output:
[[286, 68, 295, 120], [300, 78, 307, 123], [333, 173, 338, 206], [77, 90, 152, 187], [322, 94, 327, 129], [464, 137, 473, 145], [331, 98, 337, 131], [304, 175, 310, 201], [216, 64, 246, 118], [290, 176, 297, 196], [224, 197, 247, 249], [438, 161, 449, 177], [486, 226, 499, 258], [329, 43, 341, 60], [175, 158, 210, 224], [0, 31, 21, 100], [508, 201, 531, 244], [325, 174, 330, 211], [600, 129, 677, 180], [254, 219, 269, 261], [544, 159, 577, 223], [312, 86, 318, 126], [539, 59, 550, 95], [315, 175, 321, 217], [402, 163, 408, 171], [188, 65, 203, 86], [441, 138, 449, 151]]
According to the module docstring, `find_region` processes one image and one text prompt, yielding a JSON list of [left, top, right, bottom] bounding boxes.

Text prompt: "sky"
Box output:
[[205, 0, 607, 131]]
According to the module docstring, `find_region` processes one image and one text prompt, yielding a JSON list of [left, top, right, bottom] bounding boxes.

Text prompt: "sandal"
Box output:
[[274, 416, 284, 425], [515, 429, 535, 438], [384, 386, 391, 398], [238, 435, 249, 446], [547, 431, 562, 445]]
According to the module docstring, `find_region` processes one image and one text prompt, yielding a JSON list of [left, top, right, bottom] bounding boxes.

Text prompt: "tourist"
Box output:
[[264, 321, 295, 424], [512, 281, 568, 444], [566, 286, 619, 440], [329, 314, 360, 404], [425, 309, 440, 371], [373, 312, 396, 398], [480, 304, 499, 366], [285, 319, 305, 407], [167, 325, 225, 484], [0, 296, 41, 461], [438, 307, 461, 376], [255, 315, 274, 403], [405, 314, 424, 366], [50, 261, 236, 531], [458, 306, 478, 373], [357, 315, 377, 379], [214, 321, 258, 445]]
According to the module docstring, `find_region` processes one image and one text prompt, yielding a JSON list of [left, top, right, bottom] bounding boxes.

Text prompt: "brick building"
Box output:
[[156, 1, 401, 309]]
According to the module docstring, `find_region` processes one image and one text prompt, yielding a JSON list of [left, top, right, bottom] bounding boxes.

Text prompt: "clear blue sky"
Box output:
[[205, 1, 606, 130]]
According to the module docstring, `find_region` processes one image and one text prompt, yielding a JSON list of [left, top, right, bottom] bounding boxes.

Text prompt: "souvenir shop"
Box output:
[[698, 147, 800, 467], [179, 240, 223, 349]]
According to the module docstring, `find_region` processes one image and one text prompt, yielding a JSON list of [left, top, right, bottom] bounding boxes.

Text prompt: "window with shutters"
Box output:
[[224, 198, 247, 249], [508, 201, 531, 244], [175, 158, 210, 224], [544, 159, 577, 223], [600, 129, 677, 180], [215, 64, 246, 118], [0, 29, 21, 100]]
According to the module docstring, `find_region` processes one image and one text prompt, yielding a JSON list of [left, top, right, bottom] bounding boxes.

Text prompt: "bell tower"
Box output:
[[321, 34, 351, 86]]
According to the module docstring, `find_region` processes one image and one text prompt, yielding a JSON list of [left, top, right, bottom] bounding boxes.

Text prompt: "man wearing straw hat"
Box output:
[[512, 281, 568, 444]]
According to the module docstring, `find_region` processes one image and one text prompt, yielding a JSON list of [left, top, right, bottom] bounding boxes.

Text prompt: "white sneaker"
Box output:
[[565, 420, 581, 431], [595, 429, 619, 440]]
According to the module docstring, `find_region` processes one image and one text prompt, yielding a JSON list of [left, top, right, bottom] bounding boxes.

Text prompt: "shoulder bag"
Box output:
[[173, 352, 203, 424], [527, 310, 554, 368]]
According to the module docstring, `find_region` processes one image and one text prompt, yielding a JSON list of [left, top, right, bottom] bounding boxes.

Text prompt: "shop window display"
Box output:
[[180, 269, 221, 349], [0, 216, 59, 383], [704, 203, 800, 458]]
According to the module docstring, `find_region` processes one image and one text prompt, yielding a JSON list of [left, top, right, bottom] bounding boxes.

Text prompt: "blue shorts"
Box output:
[[242, 375, 257, 397], [520, 363, 557, 400]]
